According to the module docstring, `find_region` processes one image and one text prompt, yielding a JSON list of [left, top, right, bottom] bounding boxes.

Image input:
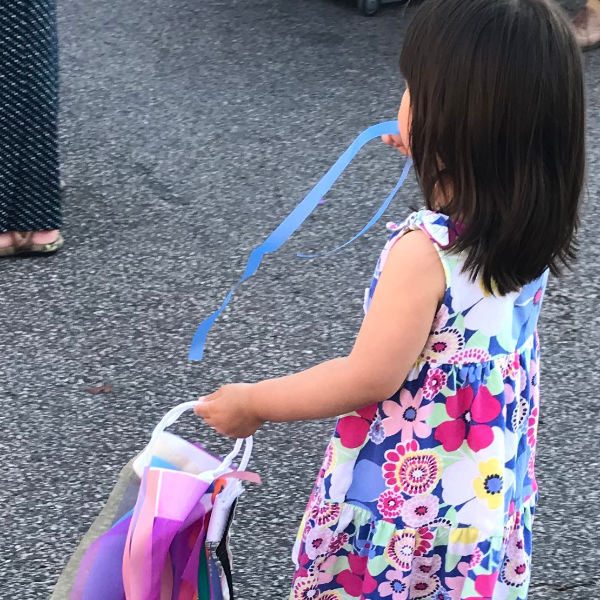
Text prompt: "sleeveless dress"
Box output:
[[289, 210, 547, 600]]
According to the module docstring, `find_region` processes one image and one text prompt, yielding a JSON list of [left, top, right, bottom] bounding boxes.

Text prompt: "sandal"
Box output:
[[0, 231, 64, 257]]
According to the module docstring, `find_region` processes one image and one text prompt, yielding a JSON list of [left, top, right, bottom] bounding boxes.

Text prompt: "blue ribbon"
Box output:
[[189, 120, 410, 361], [297, 156, 412, 258]]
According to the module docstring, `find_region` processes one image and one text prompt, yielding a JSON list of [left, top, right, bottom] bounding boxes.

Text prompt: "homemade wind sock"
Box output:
[[51, 402, 259, 600]]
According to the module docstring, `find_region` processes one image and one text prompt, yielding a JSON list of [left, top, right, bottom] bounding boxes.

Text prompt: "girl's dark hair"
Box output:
[[400, 0, 585, 294]]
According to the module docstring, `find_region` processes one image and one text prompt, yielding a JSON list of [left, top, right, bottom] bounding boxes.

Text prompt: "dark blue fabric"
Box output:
[[0, 0, 61, 232]]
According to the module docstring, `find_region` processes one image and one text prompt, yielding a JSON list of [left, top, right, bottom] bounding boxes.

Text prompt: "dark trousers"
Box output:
[[0, 0, 61, 232]]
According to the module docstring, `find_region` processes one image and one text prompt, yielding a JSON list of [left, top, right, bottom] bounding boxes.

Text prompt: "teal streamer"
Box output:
[[189, 120, 409, 361]]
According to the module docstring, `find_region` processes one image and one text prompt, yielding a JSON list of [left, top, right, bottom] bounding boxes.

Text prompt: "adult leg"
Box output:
[[0, 0, 62, 253]]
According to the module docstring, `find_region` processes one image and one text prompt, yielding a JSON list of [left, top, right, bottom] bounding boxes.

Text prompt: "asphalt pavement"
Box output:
[[0, 0, 599, 598]]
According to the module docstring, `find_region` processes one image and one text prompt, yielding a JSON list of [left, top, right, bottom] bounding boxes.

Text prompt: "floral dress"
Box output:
[[290, 210, 547, 600]]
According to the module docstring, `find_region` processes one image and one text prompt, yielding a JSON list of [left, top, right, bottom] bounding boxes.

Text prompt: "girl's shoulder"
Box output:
[[367, 210, 460, 316], [385, 209, 462, 249], [376, 209, 462, 280]]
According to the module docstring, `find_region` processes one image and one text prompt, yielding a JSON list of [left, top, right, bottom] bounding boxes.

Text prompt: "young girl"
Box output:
[[195, 0, 585, 597]]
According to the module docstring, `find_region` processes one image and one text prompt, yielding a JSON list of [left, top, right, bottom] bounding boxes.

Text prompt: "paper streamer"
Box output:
[[189, 120, 411, 361], [297, 156, 412, 258]]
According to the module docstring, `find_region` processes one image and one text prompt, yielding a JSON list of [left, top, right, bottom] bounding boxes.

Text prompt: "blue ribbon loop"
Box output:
[[189, 120, 410, 361], [297, 156, 412, 258]]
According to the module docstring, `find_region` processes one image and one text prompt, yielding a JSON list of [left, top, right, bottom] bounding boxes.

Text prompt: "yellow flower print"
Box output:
[[449, 526, 479, 546], [473, 458, 504, 510]]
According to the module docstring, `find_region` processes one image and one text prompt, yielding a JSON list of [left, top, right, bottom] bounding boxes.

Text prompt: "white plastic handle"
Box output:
[[140, 401, 252, 480]]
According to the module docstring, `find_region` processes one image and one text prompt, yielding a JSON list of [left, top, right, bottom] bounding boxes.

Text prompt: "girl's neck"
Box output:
[[431, 181, 452, 213]]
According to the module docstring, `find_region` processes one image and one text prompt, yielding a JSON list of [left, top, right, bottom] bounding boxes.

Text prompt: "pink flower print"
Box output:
[[310, 501, 341, 527], [431, 304, 449, 332], [501, 554, 529, 586], [377, 489, 405, 519], [363, 570, 378, 595], [336, 553, 377, 597], [528, 451, 538, 490], [529, 355, 539, 401], [422, 328, 465, 363], [414, 526, 435, 556], [337, 415, 369, 449], [319, 441, 334, 478], [469, 547, 483, 568], [502, 522, 513, 550], [309, 555, 336, 585], [445, 561, 470, 600], [382, 440, 442, 495], [434, 385, 501, 452], [378, 568, 410, 600], [306, 488, 322, 519], [296, 548, 313, 572], [410, 573, 441, 599], [423, 368, 448, 400], [505, 522, 526, 560], [304, 526, 333, 560], [527, 406, 538, 449], [336, 404, 378, 449], [504, 382, 515, 405], [463, 571, 500, 600], [453, 348, 492, 365], [413, 553, 442, 577], [382, 389, 433, 440], [329, 532, 349, 554], [476, 571, 500, 596], [501, 352, 520, 380], [292, 576, 319, 600], [402, 495, 440, 528], [357, 404, 378, 420], [385, 531, 416, 570], [302, 521, 313, 541], [501, 509, 521, 551]]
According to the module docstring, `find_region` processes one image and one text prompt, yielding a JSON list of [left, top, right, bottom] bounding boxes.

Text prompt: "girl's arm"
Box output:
[[195, 230, 446, 437]]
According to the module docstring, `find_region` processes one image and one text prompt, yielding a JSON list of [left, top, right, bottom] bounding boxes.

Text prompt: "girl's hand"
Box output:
[[381, 133, 409, 156], [194, 383, 264, 438]]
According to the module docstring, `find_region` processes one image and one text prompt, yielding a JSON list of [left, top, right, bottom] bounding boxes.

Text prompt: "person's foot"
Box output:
[[573, 0, 600, 51], [0, 230, 63, 256], [0, 230, 60, 248]]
